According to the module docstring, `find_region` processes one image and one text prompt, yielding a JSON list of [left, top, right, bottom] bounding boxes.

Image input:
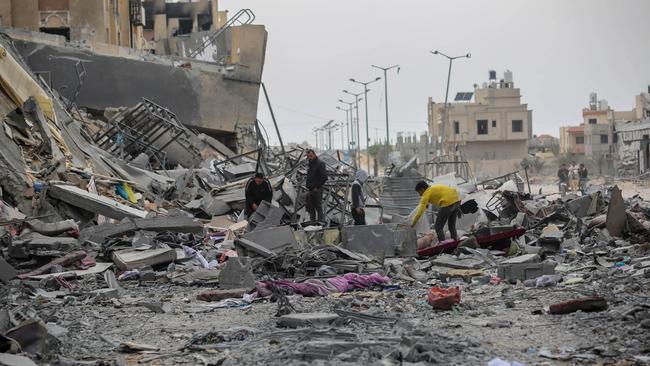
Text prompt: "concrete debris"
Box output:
[[0, 8, 646, 366], [112, 246, 176, 271], [277, 313, 340, 328], [218, 257, 256, 290]]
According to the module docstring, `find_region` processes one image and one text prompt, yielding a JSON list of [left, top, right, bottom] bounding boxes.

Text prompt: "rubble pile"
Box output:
[[0, 30, 650, 366]]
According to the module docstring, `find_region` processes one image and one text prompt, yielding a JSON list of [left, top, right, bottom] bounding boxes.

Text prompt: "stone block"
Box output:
[[218, 257, 255, 290], [498, 260, 556, 283], [277, 313, 340, 328]]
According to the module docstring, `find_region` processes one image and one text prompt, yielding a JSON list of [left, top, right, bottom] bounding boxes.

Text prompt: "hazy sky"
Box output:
[[220, 0, 650, 147]]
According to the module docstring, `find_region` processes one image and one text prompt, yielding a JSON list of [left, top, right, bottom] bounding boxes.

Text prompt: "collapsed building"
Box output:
[[0, 0, 267, 151], [0, 4, 648, 365]]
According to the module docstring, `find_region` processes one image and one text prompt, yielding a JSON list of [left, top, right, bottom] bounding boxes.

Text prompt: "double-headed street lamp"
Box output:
[[371, 64, 400, 145], [342, 90, 363, 168], [336, 106, 352, 152], [430, 50, 470, 154], [349, 77, 381, 174]]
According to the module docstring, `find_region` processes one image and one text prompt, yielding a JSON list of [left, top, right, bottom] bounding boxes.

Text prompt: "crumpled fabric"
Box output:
[[255, 272, 389, 298]]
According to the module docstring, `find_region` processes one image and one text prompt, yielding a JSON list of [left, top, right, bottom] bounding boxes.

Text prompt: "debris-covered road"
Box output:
[[0, 13, 649, 366]]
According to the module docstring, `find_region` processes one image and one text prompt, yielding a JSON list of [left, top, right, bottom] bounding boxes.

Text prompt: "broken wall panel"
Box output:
[[13, 37, 261, 141]]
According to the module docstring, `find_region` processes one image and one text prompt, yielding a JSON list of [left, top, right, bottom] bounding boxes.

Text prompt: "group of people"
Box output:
[[243, 149, 464, 244], [558, 161, 589, 195], [243, 149, 369, 225]]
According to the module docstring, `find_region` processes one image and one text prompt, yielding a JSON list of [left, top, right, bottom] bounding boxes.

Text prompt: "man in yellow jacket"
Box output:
[[411, 181, 461, 241]]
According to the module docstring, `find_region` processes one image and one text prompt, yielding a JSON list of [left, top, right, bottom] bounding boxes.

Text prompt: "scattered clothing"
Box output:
[[255, 272, 389, 297]]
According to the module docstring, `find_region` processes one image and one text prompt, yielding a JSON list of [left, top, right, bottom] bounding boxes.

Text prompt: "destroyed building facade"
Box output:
[[0, 0, 267, 151], [428, 70, 533, 179]]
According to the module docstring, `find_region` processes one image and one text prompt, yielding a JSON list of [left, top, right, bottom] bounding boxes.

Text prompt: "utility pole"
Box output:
[[343, 89, 366, 171], [337, 103, 354, 163], [371, 64, 400, 145], [430, 50, 470, 155]]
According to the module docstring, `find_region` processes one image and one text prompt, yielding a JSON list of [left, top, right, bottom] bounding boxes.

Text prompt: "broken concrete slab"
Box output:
[[17, 250, 87, 279], [234, 238, 277, 258], [27, 262, 114, 280], [24, 219, 78, 236], [277, 313, 340, 328], [9, 232, 79, 258], [218, 257, 255, 290], [431, 254, 485, 270], [0, 257, 17, 283], [606, 186, 626, 237], [242, 226, 298, 255], [0, 353, 38, 366], [112, 246, 176, 271], [498, 257, 556, 284], [80, 216, 203, 243], [246, 201, 284, 232], [48, 184, 148, 220], [199, 195, 230, 216], [342, 224, 396, 258], [500, 254, 540, 264]]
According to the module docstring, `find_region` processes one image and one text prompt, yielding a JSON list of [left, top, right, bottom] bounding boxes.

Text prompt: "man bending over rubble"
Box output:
[[411, 181, 461, 241], [244, 172, 273, 218], [305, 149, 328, 222]]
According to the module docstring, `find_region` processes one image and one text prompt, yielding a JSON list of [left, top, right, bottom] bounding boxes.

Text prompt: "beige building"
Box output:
[[428, 70, 533, 178], [559, 89, 650, 174], [559, 125, 585, 155]]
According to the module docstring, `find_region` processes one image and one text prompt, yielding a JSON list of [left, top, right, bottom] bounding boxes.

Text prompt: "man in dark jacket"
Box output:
[[305, 149, 328, 222], [244, 172, 273, 218], [351, 169, 368, 225]]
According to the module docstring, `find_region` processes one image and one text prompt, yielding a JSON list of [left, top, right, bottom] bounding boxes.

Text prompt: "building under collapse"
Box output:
[[0, 0, 267, 152]]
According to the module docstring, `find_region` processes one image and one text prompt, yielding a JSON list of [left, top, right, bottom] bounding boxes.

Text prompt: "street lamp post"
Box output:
[[337, 102, 354, 164], [343, 89, 365, 170], [430, 50, 470, 155], [371, 64, 399, 145], [349, 77, 381, 175]]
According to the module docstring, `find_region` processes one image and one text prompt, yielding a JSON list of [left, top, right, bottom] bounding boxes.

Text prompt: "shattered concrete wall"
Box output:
[[13, 37, 261, 148], [174, 24, 267, 84]]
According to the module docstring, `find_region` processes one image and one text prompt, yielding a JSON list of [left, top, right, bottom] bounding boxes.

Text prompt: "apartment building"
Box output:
[[428, 70, 533, 178], [559, 88, 650, 175]]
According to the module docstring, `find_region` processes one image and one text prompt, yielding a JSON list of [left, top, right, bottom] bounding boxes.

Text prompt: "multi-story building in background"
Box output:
[[559, 87, 650, 175], [428, 70, 533, 178]]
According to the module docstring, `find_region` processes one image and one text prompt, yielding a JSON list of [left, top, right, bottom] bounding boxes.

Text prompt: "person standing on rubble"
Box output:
[[244, 172, 273, 218], [557, 163, 569, 195], [411, 181, 461, 241], [305, 149, 328, 222], [351, 169, 368, 225], [578, 163, 589, 194]]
